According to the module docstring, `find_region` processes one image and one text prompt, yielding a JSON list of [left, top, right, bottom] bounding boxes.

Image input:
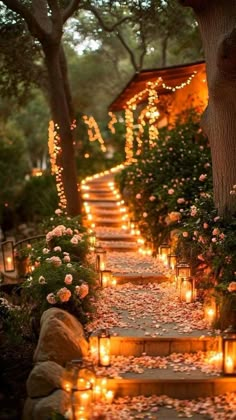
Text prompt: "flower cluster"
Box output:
[[22, 209, 96, 322]]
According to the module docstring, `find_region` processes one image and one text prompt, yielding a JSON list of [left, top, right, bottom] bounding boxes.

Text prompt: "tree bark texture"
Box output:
[[44, 45, 82, 216], [181, 0, 236, 217]]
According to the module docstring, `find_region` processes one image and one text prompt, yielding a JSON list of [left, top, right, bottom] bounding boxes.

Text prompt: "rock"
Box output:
[[22, 396, 40, 420], [33, 308, 88, 366], [23, 390, 70, 420], [27, 361, 64, 398], [34, 389, 70, 420]]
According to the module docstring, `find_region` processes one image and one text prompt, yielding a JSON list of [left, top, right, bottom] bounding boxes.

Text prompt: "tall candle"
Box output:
[[225, 356, 234, 374], [185, 290, 192, 303]]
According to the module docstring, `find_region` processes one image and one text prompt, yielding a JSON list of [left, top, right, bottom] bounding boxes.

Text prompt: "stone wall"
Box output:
[[23, 308, 89, 420]]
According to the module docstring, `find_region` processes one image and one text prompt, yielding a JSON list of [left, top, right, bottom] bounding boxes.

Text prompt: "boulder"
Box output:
[[34, 389, 70, 420], [27, 361, 64, 398], [33, 308, 89, 366], [23, 396, 40, 420]]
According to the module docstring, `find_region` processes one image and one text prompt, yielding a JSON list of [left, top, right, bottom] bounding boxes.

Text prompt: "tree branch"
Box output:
[[217, 27, 236, 76], [1, 0, 45, 36], [47, 0, 63, 39], [116, 29, 139, 72], [84, 5, 131, 33], [63, 0, 81, 24]]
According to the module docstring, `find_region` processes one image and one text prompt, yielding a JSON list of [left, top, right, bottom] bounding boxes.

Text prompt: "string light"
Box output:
[[124, 71, 198, 160], [83, 115, 106, 152], [125, 108, 134, 162], [108, 111, 117, 134], [48, 120, 67, 210]]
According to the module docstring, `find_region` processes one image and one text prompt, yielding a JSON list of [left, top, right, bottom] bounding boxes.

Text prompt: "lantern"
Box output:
[[88, 232, 96, 251], [72, 380, 92, 420], [95, 247, 107, 271], [222, 325, 236, 375], [1, 241, 15, 272], [167, 254, 177, 270], [176, 261, 191, 289], [180, 277, 196, 303], [158, 244, 171, 266], [100, 270, 113, 287], [98, 329, 111, 367], [92, 376, 108, 402], [204, 304, 216, 326]]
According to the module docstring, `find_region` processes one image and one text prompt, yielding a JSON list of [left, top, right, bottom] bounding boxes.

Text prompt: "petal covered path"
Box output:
[[82, 168, 236, 420]]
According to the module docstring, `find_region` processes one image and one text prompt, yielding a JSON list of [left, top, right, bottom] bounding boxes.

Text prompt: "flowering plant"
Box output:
[[22, 209, 97, 323]]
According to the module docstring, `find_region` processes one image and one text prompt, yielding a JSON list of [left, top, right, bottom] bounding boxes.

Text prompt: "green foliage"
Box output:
[[21, 210, 97, 323], [117, 110, 212, 247], [0, 297, 33, 345], [15, 173, 59, 224]]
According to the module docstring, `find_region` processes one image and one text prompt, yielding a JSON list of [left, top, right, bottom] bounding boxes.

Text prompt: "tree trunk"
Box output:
[[44, 45, 82, 216], [180, 0, 236, 218], [161, 36, 168, 67]]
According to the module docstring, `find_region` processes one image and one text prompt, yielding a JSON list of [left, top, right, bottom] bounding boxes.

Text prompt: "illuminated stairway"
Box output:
[[82, 169, 236, 417]]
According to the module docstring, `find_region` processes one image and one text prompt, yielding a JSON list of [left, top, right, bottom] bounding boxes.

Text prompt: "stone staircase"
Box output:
[[82, 170, 236, 419]]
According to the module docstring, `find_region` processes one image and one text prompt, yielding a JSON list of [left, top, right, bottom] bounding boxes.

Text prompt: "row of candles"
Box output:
[[62, 356, 114, 420]]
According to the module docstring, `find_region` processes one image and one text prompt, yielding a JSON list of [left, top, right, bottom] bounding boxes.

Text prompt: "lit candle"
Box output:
[[185, 290, 192, 303], [105, 390, 114, 404], [6, 257, 13, 271], [205, 307, 215, 324], [225, 356, 234, 374], [100, 354, 110, 367]]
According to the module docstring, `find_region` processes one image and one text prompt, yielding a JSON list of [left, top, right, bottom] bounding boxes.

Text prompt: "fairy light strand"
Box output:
[[83, 115, 106, 152], [124, 71, 198, 161], [108, 111, 117, 134], [48, 120, 67, 210]]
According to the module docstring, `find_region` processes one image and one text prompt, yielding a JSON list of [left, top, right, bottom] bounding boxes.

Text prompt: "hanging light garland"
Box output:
[[125, 108, 134, 162], [48, 120, 67, 210], [124, 71, 198, 160], [83, 115, 106, 152], [108, 111, 117, 134]]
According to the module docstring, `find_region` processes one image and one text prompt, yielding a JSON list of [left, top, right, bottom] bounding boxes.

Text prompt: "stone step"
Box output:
[[96, 234, 136, 242], [112, 272, 167, 284], [107, 375, 236, 399], [94, 220, 122, 228], [109, 335, 218, 357], [101, 244, 139, 252]]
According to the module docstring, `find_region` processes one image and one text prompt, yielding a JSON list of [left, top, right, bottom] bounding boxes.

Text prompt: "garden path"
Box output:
[[82, 169, 236, 420]]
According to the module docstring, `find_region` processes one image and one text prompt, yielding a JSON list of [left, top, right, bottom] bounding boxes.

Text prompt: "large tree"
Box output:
[[1, 0, 82, 216], [179, 0, 236, 218]]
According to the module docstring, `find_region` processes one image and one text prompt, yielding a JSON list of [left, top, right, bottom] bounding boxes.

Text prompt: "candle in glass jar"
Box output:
[[225, 356, 234, 374], [100, 354, 110, 366], [185, 290, 192, 303], [105, 390, 114, 404]]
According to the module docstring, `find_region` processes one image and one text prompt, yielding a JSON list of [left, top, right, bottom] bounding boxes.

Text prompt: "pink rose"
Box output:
[[66, 228, 73, 235], [54, 246, 62, 252], [136, 193, 141, 199], [46, 293, 56, 304], [57, 287, 71, 302], [43, 248, 50, 254], [203, 223, 208, 229], [182, 231, 188, 238], [50, 256, 62, 266], [71, 236, 78, 244], [228, 282, 236, 292], [168, 189, 174, 195], [143, 212, 148, 218], [149, 195, 156, 201], [177, 198, 185, 204], [63, 255, 71, 263], [55, 209, 63, 215], [64, 274, 73, 285], [199, 174, 207, 181], [212, 228, 220, 236], [78, 283, 89, 299]]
